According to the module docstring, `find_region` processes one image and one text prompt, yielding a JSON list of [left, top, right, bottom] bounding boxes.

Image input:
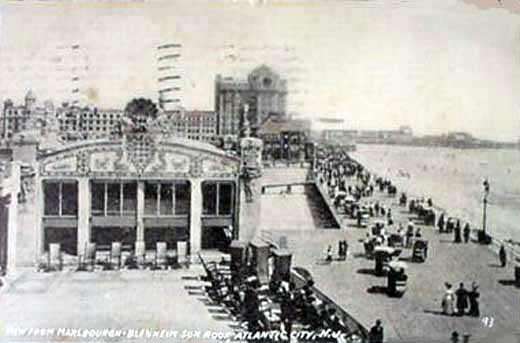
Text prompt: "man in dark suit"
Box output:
[[369, 319, 384, 343], [467, 283, 480, 317], [463, 224, 471, 243], [499, 245, 507, 267], [455, 283, 468, 316]]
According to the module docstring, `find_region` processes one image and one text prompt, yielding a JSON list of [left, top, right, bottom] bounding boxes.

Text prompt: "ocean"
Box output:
[[350, 144, 520, 244]]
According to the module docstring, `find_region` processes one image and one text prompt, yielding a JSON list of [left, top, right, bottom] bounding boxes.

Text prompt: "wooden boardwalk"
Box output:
[[261, 167, 520, 342]]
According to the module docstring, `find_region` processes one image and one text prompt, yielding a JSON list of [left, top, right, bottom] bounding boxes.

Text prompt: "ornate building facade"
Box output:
[[0, 127, 265, 271], [215, 65, 287, 137]]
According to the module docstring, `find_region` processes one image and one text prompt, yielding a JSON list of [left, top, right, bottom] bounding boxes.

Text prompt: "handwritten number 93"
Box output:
[[481, 316, 494, 328]]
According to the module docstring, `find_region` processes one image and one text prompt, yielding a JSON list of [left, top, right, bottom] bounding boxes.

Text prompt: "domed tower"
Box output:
[[247, 65, 287, 127], [25, 90, 36, 111]]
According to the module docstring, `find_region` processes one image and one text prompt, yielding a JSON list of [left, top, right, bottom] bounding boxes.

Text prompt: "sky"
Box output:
[[1, 0, 520, 141]]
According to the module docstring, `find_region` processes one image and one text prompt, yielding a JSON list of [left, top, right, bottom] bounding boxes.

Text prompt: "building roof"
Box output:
[[162, 110, 216, 121], [216, 65, 287, 92], [257, 116, 310, 136]]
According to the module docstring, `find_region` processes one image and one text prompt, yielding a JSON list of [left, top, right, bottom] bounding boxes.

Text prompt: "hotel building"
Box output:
[[215, 65, 287, 137]]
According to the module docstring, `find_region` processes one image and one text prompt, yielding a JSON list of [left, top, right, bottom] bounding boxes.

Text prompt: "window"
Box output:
[[219, 183, 233, 216], [122, 183, 137, 214], [107, 183, 121, 215], [175, 182, 190, 215], [91, 183, 104, 215], [202, 182, 234, 216], [43, 181, 78, 216], [91, 181, 136, 216], [62, 183, 78, 215], [144, 182, 188, 216], [144, 182, 158, 216], [202, 183, 217, 215], [160, 183, 174, 216], [44, 182, 60, 216]]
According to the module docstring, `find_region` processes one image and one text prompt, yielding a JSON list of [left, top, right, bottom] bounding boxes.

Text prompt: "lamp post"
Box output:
[[481, 179, 490, 243], [242, 103, 250, 138]]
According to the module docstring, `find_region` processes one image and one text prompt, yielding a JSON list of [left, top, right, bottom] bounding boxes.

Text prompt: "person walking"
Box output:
[[454, 220, 462, 243], [467, 282, 480, 317], [343, 240, 349, 260], [369, 319, 384, 343], [463, 223, 471, 243], [438, 213, 445, 233], [338, 240, 344, 260], [442, 283, 455, 316], [499, 245, 507, 267], [450, 331, 459, 343], [326, 245, 333, 263], [455, 283, 468, 316]]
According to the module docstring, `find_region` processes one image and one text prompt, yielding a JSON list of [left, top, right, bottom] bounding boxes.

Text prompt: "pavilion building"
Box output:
[[0, 128, 261, 271]]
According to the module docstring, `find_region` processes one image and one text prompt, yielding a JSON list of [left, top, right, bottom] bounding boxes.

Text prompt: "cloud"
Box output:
[[1, 0, 519, 140]]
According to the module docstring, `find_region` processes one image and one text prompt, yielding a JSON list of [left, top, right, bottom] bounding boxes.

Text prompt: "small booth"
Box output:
[[374, 246, 401, 276], [387, 261, 408, 297], [249, 240, 270, 284], [229, 240, 248, 282], [412, 239, 428, 262], [272, 248, 292, 282], [388, 233, 404, 248], [357, 206, 370, 228], [342, 196, 357, 217]]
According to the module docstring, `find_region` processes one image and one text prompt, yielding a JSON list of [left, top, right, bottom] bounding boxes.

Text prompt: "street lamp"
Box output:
[[481, 179, 490, 243], [242, 103, 251, 138]]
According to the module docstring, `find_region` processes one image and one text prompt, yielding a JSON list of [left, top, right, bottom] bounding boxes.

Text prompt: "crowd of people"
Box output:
[[442, 282, 480, 317], [201, 249, 368, 343], [312, 146, 504, 342]]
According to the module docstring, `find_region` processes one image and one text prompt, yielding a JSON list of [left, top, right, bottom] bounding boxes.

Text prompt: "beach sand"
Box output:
[[351, 144, 520, 245]]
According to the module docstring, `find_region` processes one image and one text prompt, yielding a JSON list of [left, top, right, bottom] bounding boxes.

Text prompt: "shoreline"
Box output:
[[352, 142, 520, 152], [345, 153, 520, 262]]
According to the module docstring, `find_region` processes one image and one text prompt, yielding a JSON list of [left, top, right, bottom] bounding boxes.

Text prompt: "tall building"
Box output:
[[1, 91, 54, 139], [215, 65, 287, 137]]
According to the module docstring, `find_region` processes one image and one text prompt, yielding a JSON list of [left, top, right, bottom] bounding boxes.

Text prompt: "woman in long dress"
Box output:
[[443, 283, 455, 315]]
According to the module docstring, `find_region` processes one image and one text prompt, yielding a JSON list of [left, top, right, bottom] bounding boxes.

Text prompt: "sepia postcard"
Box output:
[[0, 1, 519, 343]]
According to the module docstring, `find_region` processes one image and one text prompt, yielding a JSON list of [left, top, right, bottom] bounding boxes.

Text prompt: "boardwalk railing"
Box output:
[[291, 268, 369, 341], [313, 178, 344, 229], [261, 181, 314, 194]]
